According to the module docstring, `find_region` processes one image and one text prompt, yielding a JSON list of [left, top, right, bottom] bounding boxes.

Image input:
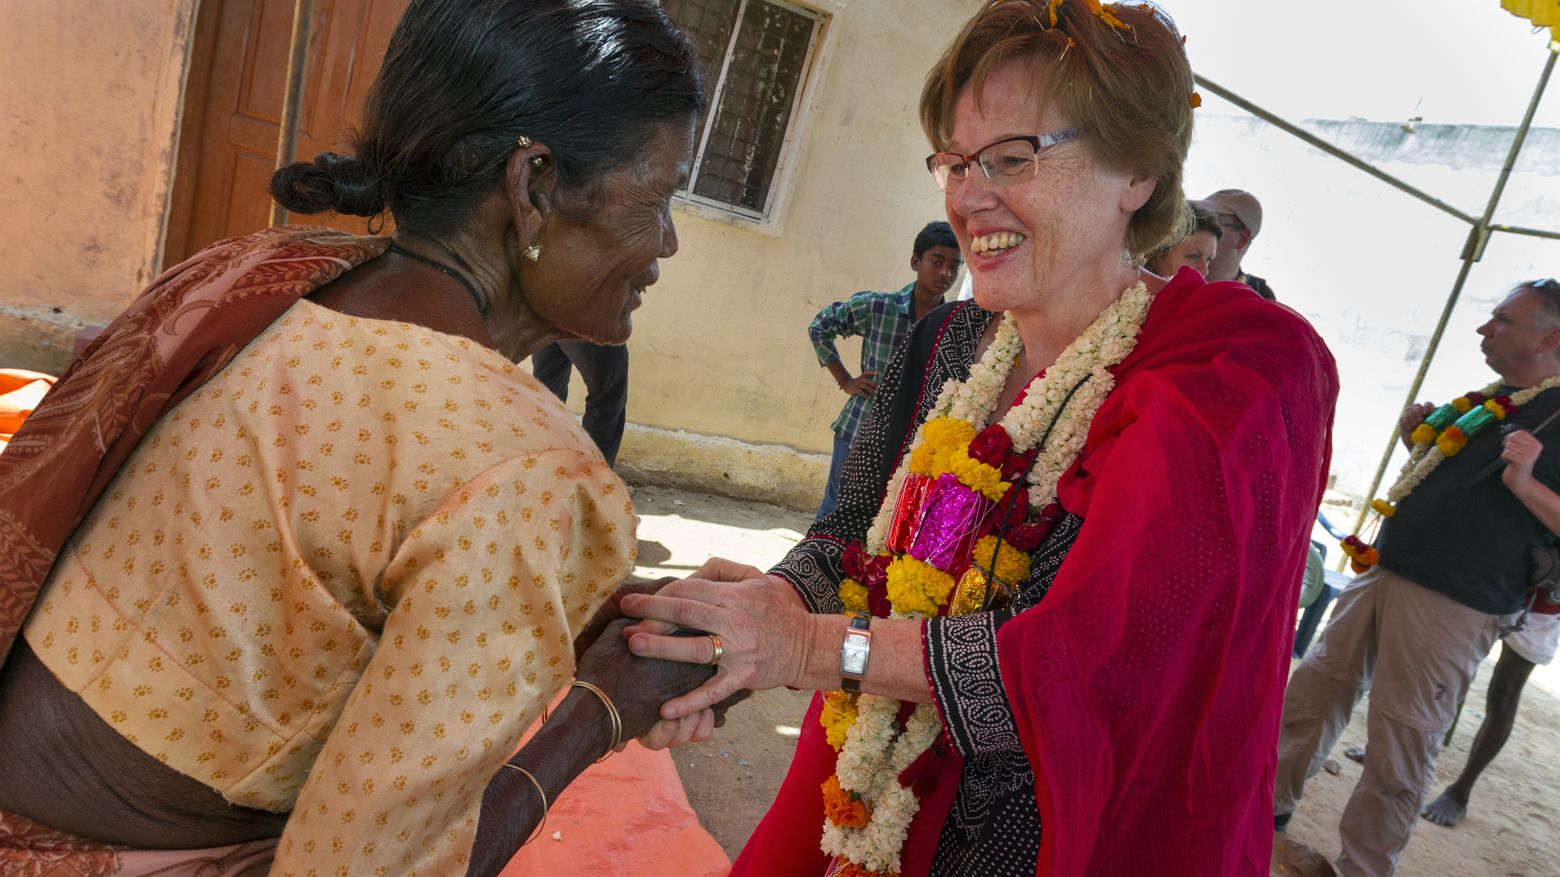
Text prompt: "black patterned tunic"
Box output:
[[771, 300, 1078, 876]]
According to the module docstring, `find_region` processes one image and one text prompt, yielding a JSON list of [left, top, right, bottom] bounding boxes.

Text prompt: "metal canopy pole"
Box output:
[[269, 0, 316, 226], [1350, 48, 1557, 537], [1488, 222, 1560, 242]]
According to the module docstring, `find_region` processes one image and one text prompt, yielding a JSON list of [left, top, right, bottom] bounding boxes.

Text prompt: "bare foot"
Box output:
[[1421, 788, 1468, 827]]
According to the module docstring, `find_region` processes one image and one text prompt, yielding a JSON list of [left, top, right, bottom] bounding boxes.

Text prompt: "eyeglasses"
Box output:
[[1531, 277, 1559, 306], [925, 128, 1084, 193]]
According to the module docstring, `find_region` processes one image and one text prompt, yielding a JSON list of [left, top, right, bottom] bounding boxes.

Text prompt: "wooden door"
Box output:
[[164, 0, 409, 265]]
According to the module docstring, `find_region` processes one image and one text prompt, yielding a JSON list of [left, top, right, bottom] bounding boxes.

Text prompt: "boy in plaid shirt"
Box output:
[[807, 221, 961, 517]]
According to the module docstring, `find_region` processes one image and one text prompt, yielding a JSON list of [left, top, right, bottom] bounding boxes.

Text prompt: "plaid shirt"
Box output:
[[809, 282, 940, 443]]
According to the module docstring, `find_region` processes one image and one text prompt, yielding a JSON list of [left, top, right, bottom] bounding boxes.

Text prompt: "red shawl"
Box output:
[[0, 226, 388, 671], [733, 269, 1338, 876]]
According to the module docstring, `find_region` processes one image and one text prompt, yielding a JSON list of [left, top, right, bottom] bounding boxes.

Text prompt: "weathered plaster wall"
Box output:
[[612, 0, 980, 463], [0, 0, 196, 372]]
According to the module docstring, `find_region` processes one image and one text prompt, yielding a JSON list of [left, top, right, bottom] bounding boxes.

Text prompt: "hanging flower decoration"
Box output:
[[819, 281, 1154, 875], [1346, 376, 1560, 570], [1501, 0, 1560, 50]]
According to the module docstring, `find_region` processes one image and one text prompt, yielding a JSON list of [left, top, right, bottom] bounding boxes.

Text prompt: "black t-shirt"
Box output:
[[1239, 271, 1276, 301], [1379, 386, 1560, 614]]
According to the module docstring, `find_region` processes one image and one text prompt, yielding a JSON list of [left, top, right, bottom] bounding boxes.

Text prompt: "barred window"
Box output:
[[663, 0, 824, 220]]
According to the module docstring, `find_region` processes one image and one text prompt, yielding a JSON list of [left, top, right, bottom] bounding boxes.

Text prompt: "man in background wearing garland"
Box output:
[[1272, 278, 1560, 876]]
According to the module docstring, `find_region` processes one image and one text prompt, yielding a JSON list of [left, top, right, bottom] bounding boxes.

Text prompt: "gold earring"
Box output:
[[530, 156, 545, 169], [517, 135, 532, 148], [523, 244, 542, 262]]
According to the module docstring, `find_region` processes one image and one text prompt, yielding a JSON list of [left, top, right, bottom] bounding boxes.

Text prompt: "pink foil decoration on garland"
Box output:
[[908, 473, 993, 573]]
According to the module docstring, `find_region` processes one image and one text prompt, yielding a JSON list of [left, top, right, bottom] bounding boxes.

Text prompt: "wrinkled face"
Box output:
[[524, 121, 694, 345], [913, 244, 963, 297], [943, 58, 1143, 314], [1477, 287, 1560, 375], [1152, 230, 1217, 277]]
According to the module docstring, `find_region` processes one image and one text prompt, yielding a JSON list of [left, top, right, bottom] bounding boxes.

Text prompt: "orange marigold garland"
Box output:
[[822, 776, 874, 829], [835, 865, 898, 877], [1347, 375, 1560, 571]]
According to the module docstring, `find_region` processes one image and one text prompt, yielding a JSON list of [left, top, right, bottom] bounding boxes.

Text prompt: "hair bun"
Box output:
[[268, 152, 385, 217]]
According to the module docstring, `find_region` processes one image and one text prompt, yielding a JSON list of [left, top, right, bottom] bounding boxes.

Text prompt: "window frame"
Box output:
[[669, 0, 830, 232]]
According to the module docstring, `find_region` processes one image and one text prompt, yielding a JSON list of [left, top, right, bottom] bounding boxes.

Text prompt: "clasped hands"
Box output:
[[574, 558, 811, 751]]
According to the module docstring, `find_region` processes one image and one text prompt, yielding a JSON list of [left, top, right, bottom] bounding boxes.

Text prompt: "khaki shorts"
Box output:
[[1502, 610, 1560, 665]]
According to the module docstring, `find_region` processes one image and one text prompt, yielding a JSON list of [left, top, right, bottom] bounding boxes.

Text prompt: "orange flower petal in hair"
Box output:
[[1076, 0, 1132, 30]]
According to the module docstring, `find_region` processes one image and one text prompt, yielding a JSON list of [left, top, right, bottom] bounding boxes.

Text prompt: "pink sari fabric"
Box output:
[[733, 270, 1338, 876], [0, 226, 388, 672]]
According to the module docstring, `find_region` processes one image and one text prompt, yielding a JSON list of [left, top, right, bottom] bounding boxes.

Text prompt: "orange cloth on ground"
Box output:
[[502, 718, 729, 877], [0, 369, 54, 453]]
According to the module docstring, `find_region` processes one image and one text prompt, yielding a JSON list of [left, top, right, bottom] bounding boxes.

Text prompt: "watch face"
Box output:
[[841, 635, 870, 675]]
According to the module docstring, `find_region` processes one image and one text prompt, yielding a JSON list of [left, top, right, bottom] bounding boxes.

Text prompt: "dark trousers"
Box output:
[[816, 431, 852, 519], [530, 340, 628, 467]]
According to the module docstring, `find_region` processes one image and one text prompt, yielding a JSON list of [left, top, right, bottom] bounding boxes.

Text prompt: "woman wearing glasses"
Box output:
[[623, 1, 1337, 875]]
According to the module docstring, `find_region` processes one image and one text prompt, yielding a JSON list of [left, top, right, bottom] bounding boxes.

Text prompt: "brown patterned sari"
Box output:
[[0, 226, 389, 872]]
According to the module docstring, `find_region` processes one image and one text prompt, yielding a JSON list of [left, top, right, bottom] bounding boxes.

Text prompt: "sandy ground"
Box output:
[[627, 484, 1560, 875]]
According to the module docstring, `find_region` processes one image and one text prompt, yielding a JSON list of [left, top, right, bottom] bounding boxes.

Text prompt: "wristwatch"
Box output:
[[839, 613, 873, 693]]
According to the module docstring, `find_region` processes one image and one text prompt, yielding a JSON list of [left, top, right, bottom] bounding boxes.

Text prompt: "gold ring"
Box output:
[[708, 634, 724, 666]]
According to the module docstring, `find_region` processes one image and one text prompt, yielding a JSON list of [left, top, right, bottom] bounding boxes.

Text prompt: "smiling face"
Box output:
[[522, 121, 694, 345], [943, 58, 1150, 315]]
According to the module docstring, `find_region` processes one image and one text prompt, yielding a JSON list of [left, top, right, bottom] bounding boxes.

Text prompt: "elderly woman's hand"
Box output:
[[573, 577, 675, 663], [620, 560, 814, 721], [573, 618, 719, 746]]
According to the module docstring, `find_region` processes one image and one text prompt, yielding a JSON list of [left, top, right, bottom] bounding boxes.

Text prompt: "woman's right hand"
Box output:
[[620, 560, 815, 721]]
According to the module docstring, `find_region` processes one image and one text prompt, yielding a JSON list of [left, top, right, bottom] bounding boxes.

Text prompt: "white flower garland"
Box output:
[[866, 282, 1152, 553], [822, 698, 940, 872], [1385, 375, 1560, 502], [837, 281, 1154, 874]]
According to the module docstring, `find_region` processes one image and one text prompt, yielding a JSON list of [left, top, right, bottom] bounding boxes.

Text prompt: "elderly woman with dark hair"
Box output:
[[623, 2, 1339, 875], [0, 1, 717, 874]]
